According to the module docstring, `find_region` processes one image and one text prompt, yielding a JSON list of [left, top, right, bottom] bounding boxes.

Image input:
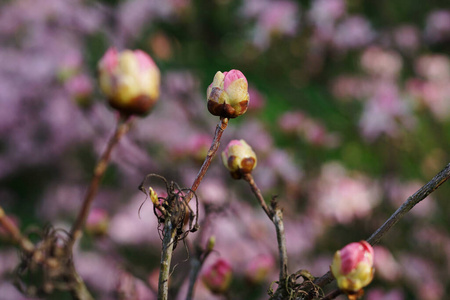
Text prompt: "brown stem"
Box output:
[[367, 162, 450, 245], [70, 271, 95, 300], [158, 219, 177, 300], [69, 115, 132, 245], [243, 174, 273, 219], [243, 176, 289, 283], [186, 117, 229, 203], [313, 162, 450, 290], [272, 205, 288, 281], [185, 256, 201, 300], [321, 289, 342, 300], [0, 206, 34, 253]]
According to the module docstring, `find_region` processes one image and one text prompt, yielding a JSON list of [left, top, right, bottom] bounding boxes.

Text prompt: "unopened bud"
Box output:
[[221, 139, 257, 179], [149, 187, 159, 205], [245, 254, 275, 284], [207, 70, 249, 118], [86, 208, 109, 237], [98, 48, 160, 116], [202, 259, 232, 294], [331, 241, 375, 293], [206, 236, 216, 252]]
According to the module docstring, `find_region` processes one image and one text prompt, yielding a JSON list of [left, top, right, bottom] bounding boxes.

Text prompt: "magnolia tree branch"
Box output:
[[0, 206, 34, 253], [310, 162, 450, 298], [158, 117, 229, 299], [243, 174, 272, 219], [69, 115, 132, 245], [186, 117, 229, 203], [243, 174, 290, 299], [158, 219, 177, 300], [0, 206, 93, 300]]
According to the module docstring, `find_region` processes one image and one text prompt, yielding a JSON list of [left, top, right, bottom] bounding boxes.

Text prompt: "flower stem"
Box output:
[[0, 206, 34, 253], [312, 162, 450, 293], [186, 117, 229, 203], [243, 175, 288, 281], [69, 115, 132, 245], [158, 219, 177, 300], [243, 174, 272, 219]]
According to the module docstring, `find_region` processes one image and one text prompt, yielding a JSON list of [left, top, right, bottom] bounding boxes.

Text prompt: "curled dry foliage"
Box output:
[[139, 174, 199, 250], [14, 226, 75, 297]]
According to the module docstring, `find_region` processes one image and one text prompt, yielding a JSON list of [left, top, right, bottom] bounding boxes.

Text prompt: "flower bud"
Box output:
[[207, 70, 249, 118], [98, 48, 160, 116], [202, 259, 232, 294], [85, 208, 109, 237], [221, 139, 257, 179], [331, 241, 375, 293], [149, 187, 159, 206], [245, 254, 275, 284], [206, 235, 216, 252]]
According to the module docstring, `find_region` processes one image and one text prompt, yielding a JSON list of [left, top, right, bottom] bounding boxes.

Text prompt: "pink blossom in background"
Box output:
[[278, 111, 340, 148], [310, 162, 380, 224], [251, 0, 300, 49], [108, 196, 160, 245], [360, 47, 403, 79], [399, 254, 444, 300], [386, 179, 435, 218], [197, 178, 228, 205], [333, 16, 375, 50], [413, 226, 450, 271], [331, 75, 371, 100], [308, 0, 346, 25], [415, 54, 450, 81], [359, 82, 415, 141], [244, 254, 275, 284], [373, 246, 401, 282], [424, 10, 450, 43], [247, 86, 266, 111], [366, 288, 405, 300], [393, 25, 420, 53]]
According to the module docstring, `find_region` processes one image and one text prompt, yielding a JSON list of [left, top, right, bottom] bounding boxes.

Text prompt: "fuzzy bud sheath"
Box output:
[[98, 47, 160, 116], [206, 69, 249, 118], [331, 240, 375, 293], [221, 139, 257, 179]]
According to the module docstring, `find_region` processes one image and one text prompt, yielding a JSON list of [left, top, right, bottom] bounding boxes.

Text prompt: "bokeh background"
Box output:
[[0, 0, 450, 299]]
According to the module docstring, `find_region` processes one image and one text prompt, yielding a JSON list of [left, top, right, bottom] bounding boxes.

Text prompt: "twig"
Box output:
[[0, 206, 34, 253], [367, 162, 450, 245], [186, 117, 229, 203], [243, 174, 272, 219], [186, 256, 201, 300], [69, 115, 132, 245], [243, 176, 290, 300], [321, 289, 342, 300], [158, 219, 177, 300], [271, 202, 288, 281], [312, 162, 450, 292]]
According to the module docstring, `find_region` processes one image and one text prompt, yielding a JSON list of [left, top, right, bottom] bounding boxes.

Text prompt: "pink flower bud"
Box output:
[[201, 259, 232, 294], [245, 254, 275, 284], [98, 47, 160, 116], [206, 69, 249, 118], [221, 139, 257, 179], [331, 241, 375, 293], [85, 208, 109, 237]]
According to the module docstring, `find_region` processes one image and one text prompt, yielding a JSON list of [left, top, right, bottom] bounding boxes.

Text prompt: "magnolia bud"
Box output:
[[202, 259, 232, 294], [85, 208, 109, 237], [221, 139, 257, 179], [98, 48, 160, 116], [245, 254, 275, 284], [206, 70, 249, 118], [149, 187, 159, 205], [206, 236, 216, 252], [331, 241, 375, 294]]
